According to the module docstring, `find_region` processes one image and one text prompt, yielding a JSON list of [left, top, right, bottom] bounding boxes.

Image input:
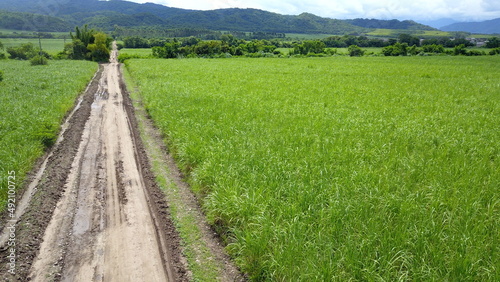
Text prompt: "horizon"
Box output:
[[125, 0, 500, 23]]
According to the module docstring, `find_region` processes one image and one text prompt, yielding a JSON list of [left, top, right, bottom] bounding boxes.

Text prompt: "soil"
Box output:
[[0, 45, 188, 281]]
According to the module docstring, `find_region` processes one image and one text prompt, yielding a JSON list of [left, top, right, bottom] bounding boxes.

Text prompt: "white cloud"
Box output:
[[129, 0, 500, 21]]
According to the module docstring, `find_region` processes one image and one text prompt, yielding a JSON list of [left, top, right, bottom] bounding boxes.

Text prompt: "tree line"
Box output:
[[123, 34, 500, 59]]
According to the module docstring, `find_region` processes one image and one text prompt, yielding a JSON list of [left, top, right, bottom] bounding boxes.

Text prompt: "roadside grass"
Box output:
[[125, 56, 500, 281], [122, 65, 223, 281], [0, 60, 97, 211]]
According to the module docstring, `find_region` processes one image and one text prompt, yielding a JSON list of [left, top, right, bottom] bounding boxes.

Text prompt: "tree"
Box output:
[[71, 25, 95, 47], [67, 39, 87, 60], [7, 43, 37, 60], [454, 44, 467, 55], [87, 32, 111, 62], [382, 42, 408, 56], [67, 26, 111, 62], [348, 45, 364, 57], [486, 37, 500, 48], [293, 40, 326, 55], [398, 33, 420, 47]]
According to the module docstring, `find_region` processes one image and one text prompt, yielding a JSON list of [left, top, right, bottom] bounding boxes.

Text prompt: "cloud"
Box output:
[[129, 0, 500, 20]]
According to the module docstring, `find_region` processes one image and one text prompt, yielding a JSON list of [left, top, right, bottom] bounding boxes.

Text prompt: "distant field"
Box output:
[[367, 28, 452, 38], [0, 60, 97, 211], [285, 33, 335, 40], [1, 38, 67, 55], [119, 48, 153, 57], [125, 56, 499, 281], [0, 28, 69, 38]]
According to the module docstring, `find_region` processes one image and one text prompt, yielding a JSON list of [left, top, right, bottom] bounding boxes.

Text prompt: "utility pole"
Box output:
[[38, 32, 43, 64]]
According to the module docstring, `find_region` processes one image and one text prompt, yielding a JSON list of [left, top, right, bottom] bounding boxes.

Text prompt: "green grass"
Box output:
[[125, 56, 500, 281], [285, 33, 336, 40], [0, 60, 97, 211], [119, 48, 153, 57]]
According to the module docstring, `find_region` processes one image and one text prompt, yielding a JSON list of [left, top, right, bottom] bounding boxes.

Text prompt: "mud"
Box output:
[[0, 45, 186, 281]]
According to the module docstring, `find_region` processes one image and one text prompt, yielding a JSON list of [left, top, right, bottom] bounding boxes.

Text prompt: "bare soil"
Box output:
[[0, 46, 187, 281]]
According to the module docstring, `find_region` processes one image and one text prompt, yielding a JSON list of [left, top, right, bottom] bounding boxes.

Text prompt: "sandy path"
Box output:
[[28, 45, 174, 281]]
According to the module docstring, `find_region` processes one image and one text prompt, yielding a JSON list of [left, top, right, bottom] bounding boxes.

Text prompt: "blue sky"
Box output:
[[127, 0, 500, 21]]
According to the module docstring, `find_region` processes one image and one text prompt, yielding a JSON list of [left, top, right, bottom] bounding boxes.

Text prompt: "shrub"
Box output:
[[30, 55, 49, 66], [0, 70, 3, 82], [489, 48, 500, 55], [117, 53, 142, 63], [348, 45, 365, 57]]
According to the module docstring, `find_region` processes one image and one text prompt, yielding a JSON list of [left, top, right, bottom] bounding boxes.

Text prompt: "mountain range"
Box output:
[[0, 0, 498, 35], [0, 0, 434, 34], [441, 18, 500, 34]]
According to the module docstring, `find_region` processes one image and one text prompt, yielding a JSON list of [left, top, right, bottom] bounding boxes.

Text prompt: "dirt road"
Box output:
[[16, 45, 183, 281]]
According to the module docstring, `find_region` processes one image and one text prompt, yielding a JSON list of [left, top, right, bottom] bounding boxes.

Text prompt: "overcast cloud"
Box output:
[[128, 0, 500, 21]]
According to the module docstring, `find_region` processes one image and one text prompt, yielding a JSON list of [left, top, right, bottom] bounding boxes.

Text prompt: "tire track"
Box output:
[[28, 44, 180, 281]]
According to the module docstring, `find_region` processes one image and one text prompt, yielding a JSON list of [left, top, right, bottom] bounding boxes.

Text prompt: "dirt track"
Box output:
[[0, 45, 186, 281]]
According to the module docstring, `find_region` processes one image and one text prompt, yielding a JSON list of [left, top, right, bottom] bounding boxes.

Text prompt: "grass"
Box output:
[[0, 60, 97, 211], [125, 56, 499, 281], [122, 65, 223, 281], [119, 48, 153, 57], [367, 29, 453, 38]]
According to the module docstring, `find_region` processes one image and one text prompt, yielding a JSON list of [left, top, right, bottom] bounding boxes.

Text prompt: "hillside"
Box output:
[[0, 10, 72, 32], [346, 18, 435, 30], [441, 18, 500, 34], [0, 0, 435, 34]]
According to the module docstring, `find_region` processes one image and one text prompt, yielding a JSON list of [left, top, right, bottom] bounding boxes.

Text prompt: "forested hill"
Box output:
[[0, 0, 435, 34], [346, 18, 435, 30], [0, 10, 72, 32]]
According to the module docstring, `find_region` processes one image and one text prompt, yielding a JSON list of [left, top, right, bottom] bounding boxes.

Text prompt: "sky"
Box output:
[[127, 0, 500, 22]]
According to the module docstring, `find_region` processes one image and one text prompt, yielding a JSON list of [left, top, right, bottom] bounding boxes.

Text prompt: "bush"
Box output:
[[30, 55, 49, 66], [117, 53, 142, 63], [0, 70, 4, 82], [348, 45, 365, 57], [489, 48, 500, 55]]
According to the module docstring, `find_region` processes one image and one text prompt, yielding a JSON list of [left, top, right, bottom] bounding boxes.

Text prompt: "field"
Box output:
[[119, 48, 153, 57], [125, 56, 499, 280], [0, 60, 97, 210], [1, 38, 67, 55], [367, 29, 453, 38]]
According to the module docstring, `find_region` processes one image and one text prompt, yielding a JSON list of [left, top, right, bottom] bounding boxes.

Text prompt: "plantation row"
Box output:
[[0, 60, 97, 210], [125, 56, 499, 281]]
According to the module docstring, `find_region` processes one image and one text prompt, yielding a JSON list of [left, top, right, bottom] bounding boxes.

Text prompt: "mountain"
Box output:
[[416, 18, 458, 29], [162, 10, 367, 34], [0, 10, 72, 31], [0, 0, 435, 34], [441, 18, 500, 34], [346, 18, 435, 30]]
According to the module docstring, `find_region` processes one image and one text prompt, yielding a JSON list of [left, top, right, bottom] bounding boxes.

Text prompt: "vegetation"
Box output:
[[1, 38, 67, 56], [60, 25, 112, 62], [125, 35, 496, 60], [30, 55, 48, 65], [0, 0, 438, 35], [346, 18, 434, 30], [0, 10, 71, 32], [125, 56, 499, 281], [0, 60, 97, 211]]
